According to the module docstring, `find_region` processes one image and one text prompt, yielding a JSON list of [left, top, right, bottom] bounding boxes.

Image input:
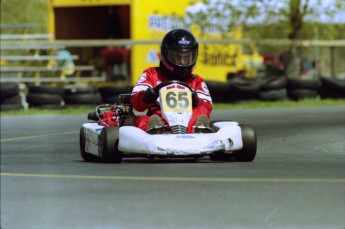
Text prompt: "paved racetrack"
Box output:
[[1, 106, 345, 229]]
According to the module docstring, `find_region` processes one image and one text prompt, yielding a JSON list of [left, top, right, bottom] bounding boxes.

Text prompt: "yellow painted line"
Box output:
[[1, 172, 344, 183], [0, 131, 79, 142]]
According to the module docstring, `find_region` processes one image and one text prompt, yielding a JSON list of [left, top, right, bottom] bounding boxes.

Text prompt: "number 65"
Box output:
[[165, 91, 190, 109]]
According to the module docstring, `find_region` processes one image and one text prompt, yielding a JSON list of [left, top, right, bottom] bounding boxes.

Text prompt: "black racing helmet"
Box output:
[[160, 29, 198, 77]]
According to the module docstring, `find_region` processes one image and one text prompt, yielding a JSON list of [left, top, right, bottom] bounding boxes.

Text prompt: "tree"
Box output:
[[1, 0, 48, 33], [186, 0, 345, 78]]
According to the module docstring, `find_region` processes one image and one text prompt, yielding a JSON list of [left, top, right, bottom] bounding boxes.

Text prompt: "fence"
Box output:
[[1, 38, 345, 84], [1, 38, 344, 110]]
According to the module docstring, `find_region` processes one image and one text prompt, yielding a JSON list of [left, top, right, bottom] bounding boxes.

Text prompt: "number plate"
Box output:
[[161, 89, 192, 113]]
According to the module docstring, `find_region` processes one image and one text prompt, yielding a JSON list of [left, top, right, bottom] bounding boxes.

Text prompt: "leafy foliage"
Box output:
[[1, 0, 48, 33], [187, 0, 345, 40]]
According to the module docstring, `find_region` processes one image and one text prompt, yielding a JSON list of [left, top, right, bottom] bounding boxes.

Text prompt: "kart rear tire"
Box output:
[[232, 124, 257, 161], [98, 126, 123, 163], [79, 127, 99, 162]]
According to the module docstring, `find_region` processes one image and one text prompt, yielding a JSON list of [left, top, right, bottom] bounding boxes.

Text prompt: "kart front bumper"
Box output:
[[118, 123, 243, 156]]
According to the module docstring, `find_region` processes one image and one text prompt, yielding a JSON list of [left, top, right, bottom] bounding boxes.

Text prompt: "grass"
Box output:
[[1, 98, 344, 116]]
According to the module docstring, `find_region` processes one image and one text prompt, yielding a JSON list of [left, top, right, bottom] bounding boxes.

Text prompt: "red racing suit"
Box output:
[[130, 67, 213, 133]]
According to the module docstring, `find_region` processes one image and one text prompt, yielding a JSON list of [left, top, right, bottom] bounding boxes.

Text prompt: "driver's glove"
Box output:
[[192, 91, 199, 107], [142, 87, 158, 104]]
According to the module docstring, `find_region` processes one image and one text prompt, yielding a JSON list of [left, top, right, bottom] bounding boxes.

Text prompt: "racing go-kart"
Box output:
[[80, 80, 257, 163]]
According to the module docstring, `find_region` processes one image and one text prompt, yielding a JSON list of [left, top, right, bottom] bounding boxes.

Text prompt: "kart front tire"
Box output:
[[98, 126, 123, 163], [80, 127, 99, 162], [233, 124, 257, 161]]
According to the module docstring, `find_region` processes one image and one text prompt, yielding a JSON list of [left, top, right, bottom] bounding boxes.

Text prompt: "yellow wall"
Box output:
[[50, 0, 131, 7], [130, 0, 191, 85], [49, 0, 262, 84], [130, 0, 248, 84]]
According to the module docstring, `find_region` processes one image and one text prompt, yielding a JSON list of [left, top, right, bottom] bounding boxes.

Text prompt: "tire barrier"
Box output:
[[287, 88, 320, 101], [258, 88, 288, 101], [258, 77, 288, 101], [99, 85, 133, 104], [28, 86, 64, 95], [259, 77, 287, 91], [26, 86, 64, 109], [1, 78, 344, 112], [1, 83, 24, 111], [63, 85, 102, 106], [1, 95, 24, 111], [64, 85, 99, 95], [205, 81, 230, 103], [286, 78, 321, 100], [1, 82, 20, 101], [319, 77, 345, 99], [26, 93, 64, 109], [227, 78, 260, 102]]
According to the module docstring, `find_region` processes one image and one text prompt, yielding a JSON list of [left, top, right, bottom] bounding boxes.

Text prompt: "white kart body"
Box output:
[[81, 121, 243, 157], [119, 122, 243, 155], [81, 123, 103, 156]]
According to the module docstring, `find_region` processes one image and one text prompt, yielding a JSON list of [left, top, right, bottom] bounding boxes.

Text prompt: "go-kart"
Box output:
[[80, 80, 257, 163]]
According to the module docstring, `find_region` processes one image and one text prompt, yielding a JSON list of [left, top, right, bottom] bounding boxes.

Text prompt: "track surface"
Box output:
[[1, 106, 345, 229]]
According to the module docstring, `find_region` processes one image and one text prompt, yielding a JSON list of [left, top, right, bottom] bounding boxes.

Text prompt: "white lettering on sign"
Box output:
[[148, 14, 184, 31]]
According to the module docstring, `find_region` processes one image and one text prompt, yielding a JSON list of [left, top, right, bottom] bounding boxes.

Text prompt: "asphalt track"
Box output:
[[1, 106, 345, 229]]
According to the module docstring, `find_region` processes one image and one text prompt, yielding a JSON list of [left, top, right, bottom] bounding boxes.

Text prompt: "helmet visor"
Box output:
[[167, 50, 198, 67]]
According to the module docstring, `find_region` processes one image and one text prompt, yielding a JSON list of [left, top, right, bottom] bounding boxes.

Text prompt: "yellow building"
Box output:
[[48, 0, 262, 84]]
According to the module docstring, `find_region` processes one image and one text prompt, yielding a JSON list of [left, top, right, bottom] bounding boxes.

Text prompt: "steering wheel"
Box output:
[[153, 80, 193, 94]]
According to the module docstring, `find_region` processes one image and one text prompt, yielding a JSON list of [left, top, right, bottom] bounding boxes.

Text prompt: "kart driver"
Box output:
[[130, 29, 213, 134]]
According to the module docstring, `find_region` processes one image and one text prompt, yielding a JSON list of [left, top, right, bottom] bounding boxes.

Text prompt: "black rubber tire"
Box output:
[[99, 85, 133, 97], [1, 95, 22, 104], [64, 85, 99, 95], [287, 78, 321, 90], [287, 89, 319, 100], [1, 95, 24, 110], [80, 127, 100, 162], [98, 126, 123, 163], [1, 103, 24, 111], [258, 88, 288, 101], [320, 77, 345, 91], [1, 83, 19, 101], [259, 77, 287, 91], [26, 93, 63, 106], [29, 86, 64, 95], [232, 124, 257, 161], [101, 95, 120, 104], [228, 79, 260, 101], [319, 88, 345, 99], [205, 81, 230, 103], [64, 93, 102, 105], [229, 78, 260, 93], [319, 77, 345, 98]]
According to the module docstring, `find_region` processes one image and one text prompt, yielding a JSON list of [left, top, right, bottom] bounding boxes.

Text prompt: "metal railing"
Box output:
[[2, 38, 344, 47]]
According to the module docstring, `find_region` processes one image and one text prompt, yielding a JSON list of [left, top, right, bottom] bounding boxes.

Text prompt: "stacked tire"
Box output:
[[319, 77, 345, 99], [205, 81, 230, 103], [1, 83, 24, 111], [258, 77, 288, 101], [227, 78, 260, 102], [26, 86, 64, 109], [63, 85, 102, 106], [98, 85, 133, 104], [286, 78, 321, 100]]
